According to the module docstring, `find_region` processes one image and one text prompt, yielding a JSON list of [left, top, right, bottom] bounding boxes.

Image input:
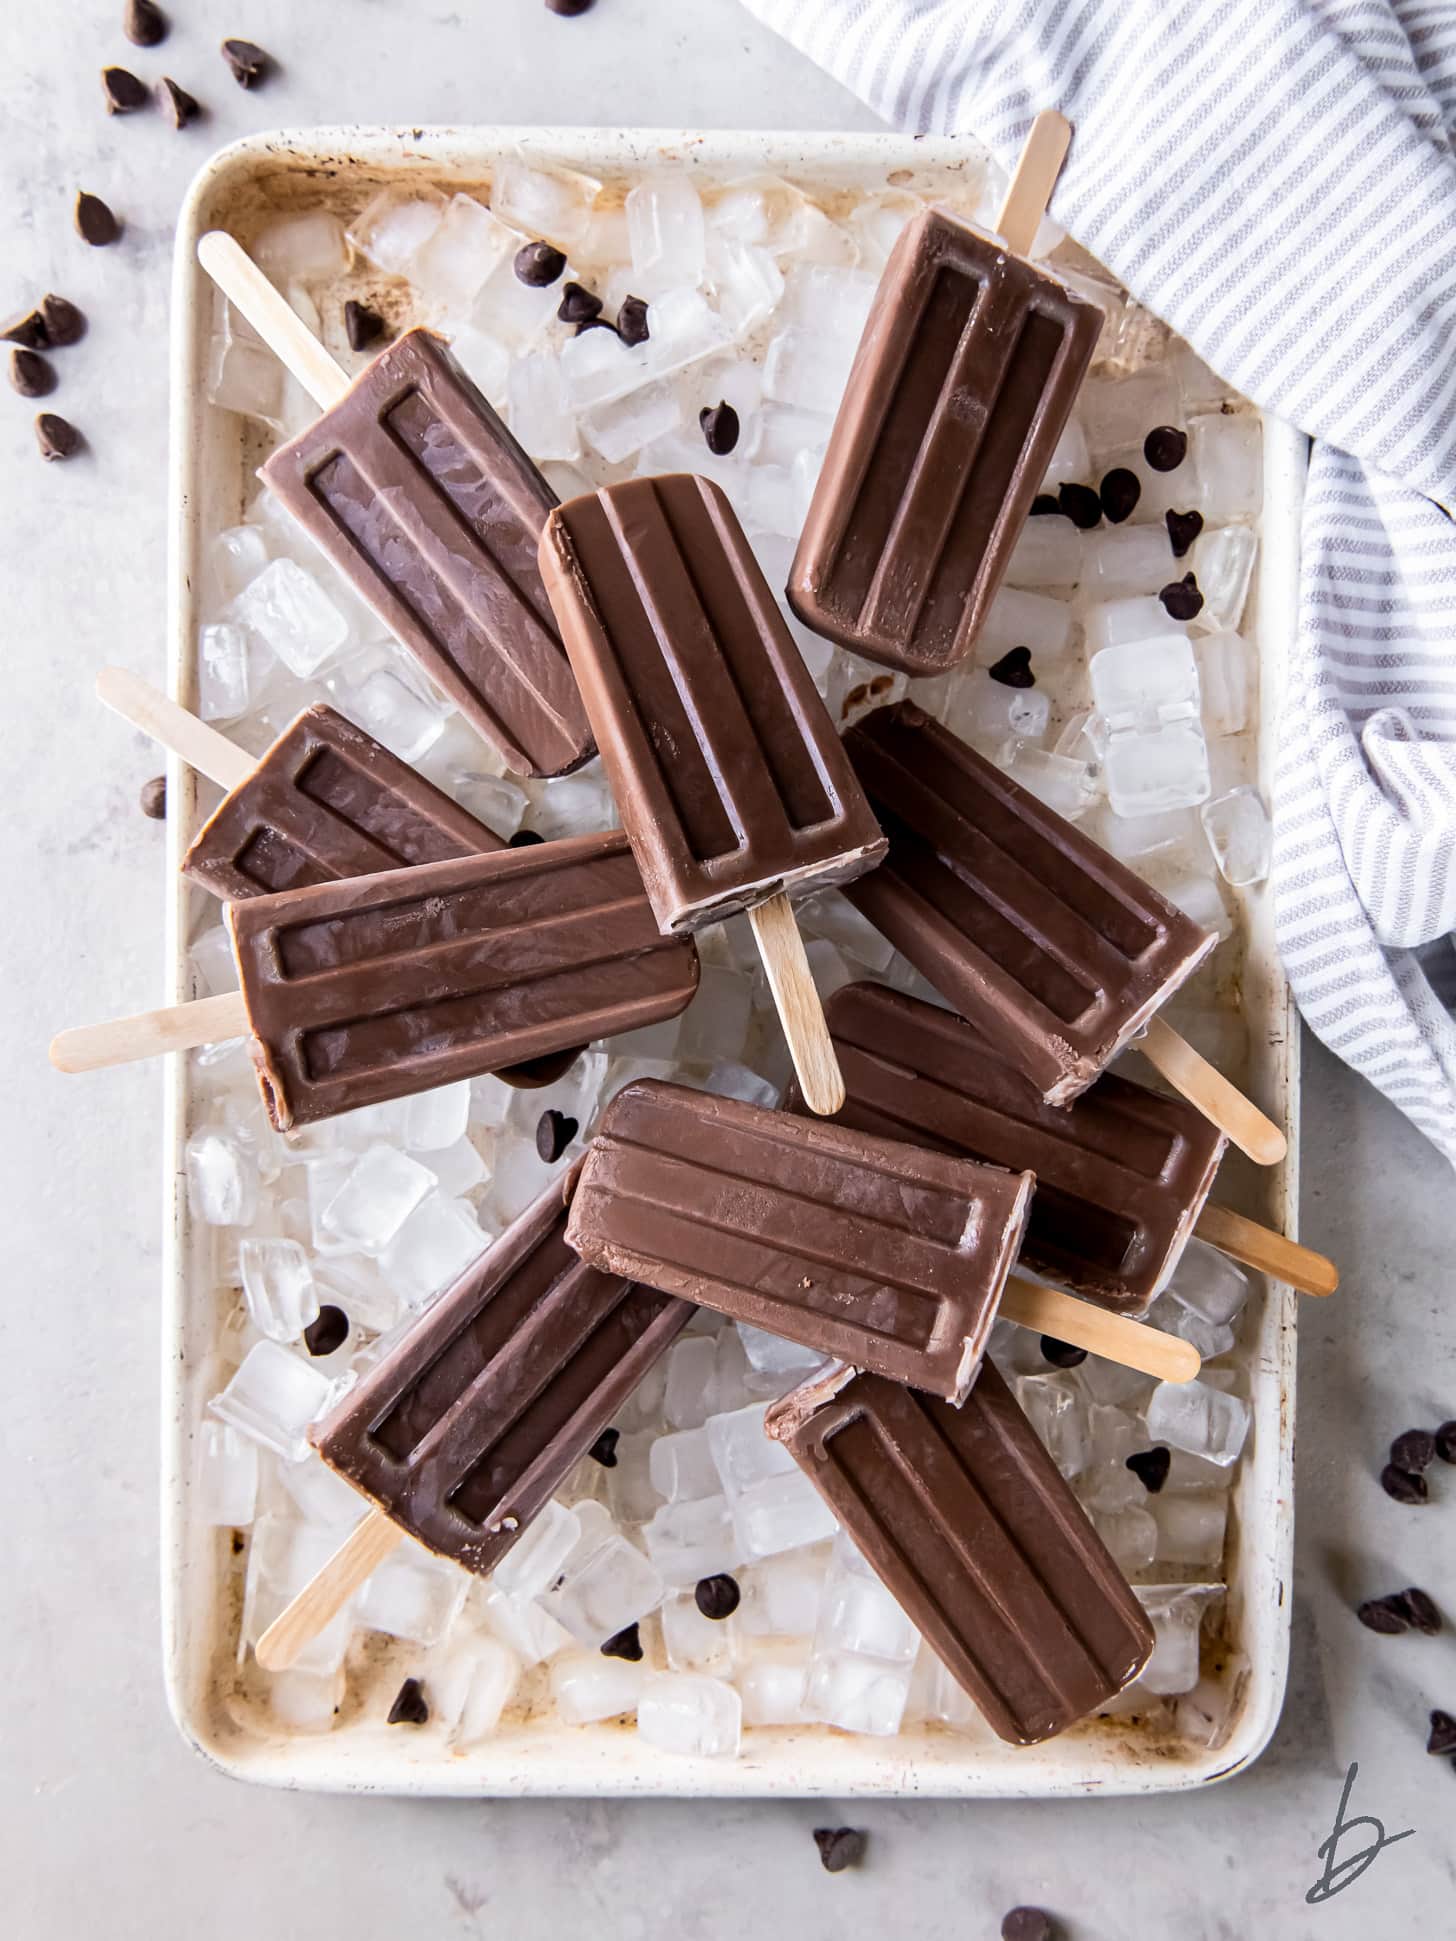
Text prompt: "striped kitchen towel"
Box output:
[[741, 0, 1456, 1166]]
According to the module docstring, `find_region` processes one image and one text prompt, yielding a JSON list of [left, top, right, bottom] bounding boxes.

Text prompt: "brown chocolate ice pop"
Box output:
[[197, 231, 593, 779], [539, 474, 886, 1114]]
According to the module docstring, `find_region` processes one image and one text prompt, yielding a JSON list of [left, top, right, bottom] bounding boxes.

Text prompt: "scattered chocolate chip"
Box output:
[[1144, 425, 1188, 472], [36, 413, 81, 462], [695, 1573, 741, 1620], [139, 775, 167, 819], [588, 1428, 620, 1469], [75, 191, 121, 247], [10, 348, 54, 398], [1397, 1589, 1442, 1635], [343, 299, 386, 352], [1159, 573, 1204, 622], [1002, 1911, 1058, 1941], [1126, 1446, 1171, 1494], [600, 1623, 643, 1662], [700, 402, 740, 456], [1427, 1710, 1456, 1756], [508, 828, 544, 846], [102, 66, 150, 114], [1029, 493, 1061, 515], [558, 282, 603, 326], [41, 294, 85, 347], [1357, 1595, 1412, 1636], [988, 646, 1034, 689], [813, 1827, 866, 1874], [1039, 1335, 1087, 1369], [535, 1108, 578, 1162], [1381, 1463, 1429, 1505], [1166, 508, 1204, 558], [1100, 466, 1141, 524], [124, 0, 168, 46], [1391, 1428, 1436, 1473], [514, 240, 566, 287], [1437, 1420, 1456, 1464], [2, 308, 48, 349], [546, 0, 597, 13], [221, 38, 271, 88], [158, 77, 201, 128], [304, 1305, 349, 1357], [1057, 480, 1102, 530], [387, 1677, 429, 1725], [616, 295, 650, 346]]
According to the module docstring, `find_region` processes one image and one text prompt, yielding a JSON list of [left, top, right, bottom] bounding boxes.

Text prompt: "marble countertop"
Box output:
[[5, 2, 1452, 1934]]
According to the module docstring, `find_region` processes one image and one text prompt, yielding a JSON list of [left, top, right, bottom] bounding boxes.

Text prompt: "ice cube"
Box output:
[[508, 352, 581, 462], [646, 286, 733, 376], [792, 206, 859, 266], [1005, 746, 1100, 820], [802, 1651, 911, 1736], [735, 1323, 827, 1383], [1188, 415, 1262, 526], [704, 1402, 792, 1499], [379, 1194, 486, 1308], [541, 1525, 666, 1646], [252, 211, 349, 286], [848, 190, 921, 267], [1095, 1505, 1158, 1572], [1194, 628, 1253, 736], [762, 323, 857, 417], [752, 402, 832, 473], [1081, 525, 1177, 600], [186, 1127, 259, 1227], [674, 964, 752, 1068], [189, 926, 239, 998], [264, 1666, 342, 1733], [469, 255, 558, 352], [1077, 1461, 1143, 1516], [418, 1137, 487, 1201], [448, 769, 527, 839], [663, 1335, 718, 1431], [650, 1428, 720, 1505], [1190, 528, 1257, 635], [1145, 1378, 1250, 1466], [409, 194, 518, 317], [604, 1431, 661, 1525], [206, 524, 271, 607], [577, 204, 630, 266], [736, 1650, 809, 1725], [1005, 514, 1084, 590], [229, 559, 350, 679], [446, 324, 511, 406], [1091, 635, 1201, 737], [276, 1452, 366, 1528], [818, 1538, 920, 1662], [490, 158, 600, 249], [242, 1516, 357, 1674], [638, 1673, 741, 1758], [477, 1583, 572, 1665], [1200, 785, 1270, 886], [1083, 595, 1182, 656], [701, 1062, 779, 1112], [1082, 368, 1182, 468], [742, 459, 812, 540], [737, 1547, 828, 1638], [321, 1144, 434, 1255], [582, 379, 681, 464], [626, 176, 706, 297], [1013, 1373, 1090, 1476], [707, 236, 784, 337], [356, 1545, 467, 1644], [943, 668, 1050, 757], [491, 1500, 582, 1601], [642, 1494, 743, 1589], [1102, 723, 1211, 818], [1173, 346, 1238, 415], [1136, 1583, 1222, 1695], [197, 621, 252, 722], [395, 1082, 471, 1152], [1092, 804, 1199, 864], [239, 1237, 318, 1343], [1170, 1241, 1251, 1326], [1151, 1492, 1228, 1570], [1040, 412, 1091, 489], [212, 1341, 335, 1461], [662, 1593, 739, 1676], [733, 1471, 838, 1559], [551, 1649, 646, 1723], [978, 586, 1076, 665], [432, 1637, 519, 1746], [1161, 871, 1232, 943], [347, 186, 447, 273], [208, 318, 285, 426], [559, 324, 655, 408], [195, 1420, 259, 1526]]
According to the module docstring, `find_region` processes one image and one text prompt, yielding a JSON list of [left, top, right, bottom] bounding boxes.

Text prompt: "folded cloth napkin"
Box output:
[[740, 0, 1456, 1165]]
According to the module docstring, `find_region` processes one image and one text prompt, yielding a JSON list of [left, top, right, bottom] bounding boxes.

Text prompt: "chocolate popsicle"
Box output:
[[767, 1361, 1154, 1745], [789, 117, 1101, 675], [198, 232, 593, 779]]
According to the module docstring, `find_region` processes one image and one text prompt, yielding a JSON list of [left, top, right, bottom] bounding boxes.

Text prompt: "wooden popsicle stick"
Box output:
[[1194, 1201, 1338, 1297], [96, 666, 255, 793], [749, 891, 845, 1116], [995, 109, 1073, 256], [1000, 1273, 1201, 1384], [1137, 1015, 1288, 1166], [255, 1508, 403, 1673], [49, 990, 249, 1073], [197, 230, 351, 412]]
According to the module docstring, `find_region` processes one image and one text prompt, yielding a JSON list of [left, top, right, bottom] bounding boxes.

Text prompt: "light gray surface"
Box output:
[[3, 3, 1451, 1935]]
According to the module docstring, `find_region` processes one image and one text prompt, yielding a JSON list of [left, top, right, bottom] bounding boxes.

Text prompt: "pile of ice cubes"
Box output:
[[191, 160, 1264, 1757]]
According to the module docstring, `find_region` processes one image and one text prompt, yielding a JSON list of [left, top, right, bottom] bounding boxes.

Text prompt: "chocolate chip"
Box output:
[[124, 0, 168, 46], [304, 1305, 349, 1357], [575, 316, 617, 336], [75, 191, 121, 246], [1437, 1420, 1456, 1464], [387, 1677, 429, 1725], [1396, 1588, 1442, 1635], [1099, 467, 1141, 524], [600, 1623, 643, 1662], [1057, 481, 1102, 530], [36, 414, 81, 462], [535, 1108, 578, 1162], [1126, 1446, 1171, 1494], [1381, 1463, 1429, 1505], [1427, 1710, 1456, 1756], [222, 38, 271, 88], [700, 402, 740, 456], [1029, 493, 1061, 515], [1144, 425, 1188, 472], [508, 828, 544, 846], [588, 1428, 620, 1469], [546, 0, 597, 13], [10, 348, 54, 398], [558, 282, 603, 326], [988, 646, 1035, 689], [616, 295, 650, 346], [344, 299, 386, 352], [158, 77, 201, 129], [1357, 1596, 1411, 1636], [515, 240, 566, 287], [813, 1827, 866, 1874], [1166, 508, 1204, 558], [694, 1573, 741, 1620], [2, 308, 48, 349], [1002, 1912, 1058, 1941], [41, 295, 85, 347], [1391, 1428, 1436, 1473], [139, 775, 167, 819], [1159, 573, 1204, 622], [102, 66, 150, 114], [1039, 1335, 1086, 1369]]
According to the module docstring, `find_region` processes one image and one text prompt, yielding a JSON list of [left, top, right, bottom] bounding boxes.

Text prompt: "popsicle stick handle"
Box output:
[[1194, 1201, 1338, 1297], [49, 989, 249, 1073], [255, 1507, 403, 1673], [1138, 1015, 1288, 1166], [197, 230, 351, 410], [749, 892, 845, 1116], [1001, 1274, 1201, 1384], [995, 109, 1073, 256], [96, 666, 254, 793]]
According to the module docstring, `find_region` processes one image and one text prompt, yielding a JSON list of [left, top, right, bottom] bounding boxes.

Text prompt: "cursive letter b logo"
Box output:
[[1306, 1763, 1414, 1904]]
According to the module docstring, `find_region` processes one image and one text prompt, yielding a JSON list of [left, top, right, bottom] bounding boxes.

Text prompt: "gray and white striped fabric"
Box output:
[[742, 0, 1456, 1166]]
